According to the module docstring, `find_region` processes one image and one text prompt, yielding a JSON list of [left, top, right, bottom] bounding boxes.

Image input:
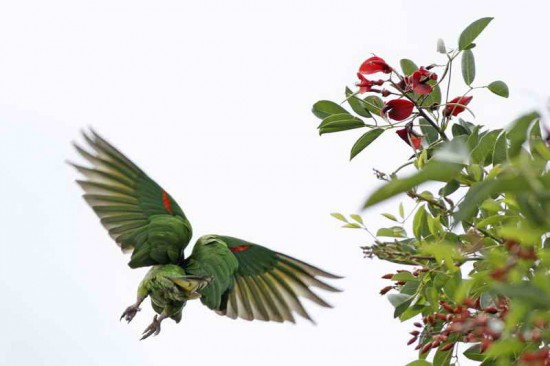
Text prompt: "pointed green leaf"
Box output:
[[419, 118, 439, 144], [458, 17, 494, 50], [413, 205, 429, 239], [463, 344, 485, 361], [330, 213, 347, 222], [452, 124, 469, 137], [455, 175, 529, 222], [312, 100, 349, 119], [439, 179, 460, 196], [421, 82, 442, 107], [492, 131, 508, 165], [350, 128, 384, 160], [382, 213, 398, 221], [507, 111, 540, 157], [350, 214, 363, 224], [461, 49, 476, 85], [406, 361, 432, 366], [487, 80, 509, 98], [400, 59, 419, 76], [387, 293, 413, 318], [391, 272, 416, 281], [345, 87, 372, 118], [318, 113, 365, 135], [376, 226, 406, 238], [471, 129, 501, 165], [342, 223, 362, 229], [433, 346, 453, 366], [363, 95, 384, 115], [364, 161, 464, 208], [484, 339, 524, 358], [399, 202, 405, 219]]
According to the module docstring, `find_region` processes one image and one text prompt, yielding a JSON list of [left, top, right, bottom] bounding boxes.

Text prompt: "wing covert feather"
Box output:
[[186, 235, 341, 323], [71, 130, 192, 267]]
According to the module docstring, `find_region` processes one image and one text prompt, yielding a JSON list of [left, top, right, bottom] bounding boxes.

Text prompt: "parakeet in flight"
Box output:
[[71, 130, 340, 340]]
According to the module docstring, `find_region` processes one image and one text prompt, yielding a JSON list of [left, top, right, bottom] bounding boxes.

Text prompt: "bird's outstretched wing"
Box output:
[[185, 235, 341, 323], [71, 130, 193, 268]]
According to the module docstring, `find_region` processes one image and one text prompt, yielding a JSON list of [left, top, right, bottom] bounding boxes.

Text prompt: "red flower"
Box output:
[[356, 73, 374, 93], [396, 124, 422, 149], [359, 56, 392, 75], [444, 96, 473, 117], [356, 73, 384, 93], [382, 99, 414, 121], [410, 67, 437, 95]]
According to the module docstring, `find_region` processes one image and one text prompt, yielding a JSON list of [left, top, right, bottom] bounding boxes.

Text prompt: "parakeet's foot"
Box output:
[[140, 314, 166, 340], [120, 304, 141, 323]]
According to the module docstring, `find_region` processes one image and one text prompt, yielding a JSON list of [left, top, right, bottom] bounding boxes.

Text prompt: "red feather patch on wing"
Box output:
[[162, 191, 173, 214], [230, 245, 250, 253]]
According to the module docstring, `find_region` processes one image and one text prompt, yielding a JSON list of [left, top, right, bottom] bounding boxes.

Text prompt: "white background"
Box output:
[[1, 1, 549, 365]]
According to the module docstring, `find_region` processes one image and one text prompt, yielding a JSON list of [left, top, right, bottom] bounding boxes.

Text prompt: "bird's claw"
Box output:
[[140, 315, 162, 340], [120, 305, 141, 323]]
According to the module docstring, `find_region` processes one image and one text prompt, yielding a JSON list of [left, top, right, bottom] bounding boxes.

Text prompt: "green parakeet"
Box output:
[[71, 130, 340, 340]]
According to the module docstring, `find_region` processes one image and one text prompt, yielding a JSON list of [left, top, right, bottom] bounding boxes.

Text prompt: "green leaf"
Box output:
[[387, 293, 413, 318], [471, 129, 502, 165], [476, 214, 513, 228], [454, 175, 529, 222], [377, 226, 407, 238], [484, 339, 524, 358], [363, 95, 384, 115], [382, 213, 398, 221], [350, 128, 384, 160], [461, 49, 476, 85], [318, 113, 366, 135], [459, 119, 476, 133], [420, 118, 439, 144], [342, 223, 362, 229], [364, 161, 464, 207], [401, 280, 420, 295], [399, 202, 405, 219], [492, 131, 508, 165], [330, 213, 347, 222], [487, 80, 509, 98], [399, 303, 425, 321], [387, 292, 410, 307], [507, 111, 540, 157], [345, 87, 372, 118], [421, 83, 442, 107], [400, 59, 419, 76], [452, 124, 469, 137], [406, 361, 432, 366], [413, 205, 430, 239], [463, 344, 485, 361], [433, 346, 453, 366], [312, 100, 348, 119], [350, 214, 363, 224], [533, 140, 550, 160], [439, 179, 460, 196], [458, 17, 494, 50], [391, 272, 416, 281], [466, 126, 481, 151], [437, 39, 446, 54]]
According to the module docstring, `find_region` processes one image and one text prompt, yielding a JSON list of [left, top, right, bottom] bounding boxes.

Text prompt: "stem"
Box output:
[[389, 80, 449, 141], [464, 221, 504, 244], [392, 161, 414, 175]]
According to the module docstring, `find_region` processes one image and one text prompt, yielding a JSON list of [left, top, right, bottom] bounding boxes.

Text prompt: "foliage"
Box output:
[[314, 17, 550, 366]]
